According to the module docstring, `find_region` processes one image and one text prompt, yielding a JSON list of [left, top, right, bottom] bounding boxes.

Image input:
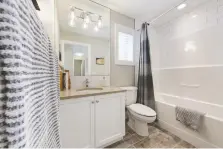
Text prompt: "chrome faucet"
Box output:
[[84, 78, 89, 88]]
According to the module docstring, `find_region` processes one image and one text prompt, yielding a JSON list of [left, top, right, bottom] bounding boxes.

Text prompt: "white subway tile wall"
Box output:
[[139, 0, 223, 148]]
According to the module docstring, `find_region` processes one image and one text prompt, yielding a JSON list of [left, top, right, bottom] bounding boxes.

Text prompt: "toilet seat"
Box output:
[[128, 103, 156, 117]]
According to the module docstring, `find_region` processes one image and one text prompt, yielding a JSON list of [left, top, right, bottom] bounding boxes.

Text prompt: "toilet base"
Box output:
[[127, 112, 149, 136]]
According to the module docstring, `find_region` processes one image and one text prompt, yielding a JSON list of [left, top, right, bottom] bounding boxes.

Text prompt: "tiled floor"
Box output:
[[107, 123, 195, 148]]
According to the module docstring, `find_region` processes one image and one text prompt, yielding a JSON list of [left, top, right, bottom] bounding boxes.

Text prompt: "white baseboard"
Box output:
[[101, 137, 123, 148], [157, 119, 219, 148]]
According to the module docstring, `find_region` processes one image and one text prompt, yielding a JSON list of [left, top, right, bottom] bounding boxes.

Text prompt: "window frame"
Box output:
[[115, 24, 135, 66]]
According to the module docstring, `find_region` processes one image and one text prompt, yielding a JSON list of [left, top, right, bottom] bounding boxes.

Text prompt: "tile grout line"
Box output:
[[122, 131, 135, 148], [124, 130, 149, 148], [172, 140, 183, 148], [122, 123, 194, 148], [130, 132, 152, 148]]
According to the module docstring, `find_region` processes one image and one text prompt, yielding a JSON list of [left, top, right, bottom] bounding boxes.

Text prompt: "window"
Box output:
[[118, 32, 133, 62], [115, 24, 135, 66]]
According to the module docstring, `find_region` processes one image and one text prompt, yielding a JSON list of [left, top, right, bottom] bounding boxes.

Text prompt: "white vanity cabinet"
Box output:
[[60, 96, 95, 148], [95, 93, 125, 147], [59, 92, 125, 148]]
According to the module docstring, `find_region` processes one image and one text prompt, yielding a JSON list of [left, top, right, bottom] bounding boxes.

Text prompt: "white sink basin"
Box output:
[[76, 88, 103, 92]]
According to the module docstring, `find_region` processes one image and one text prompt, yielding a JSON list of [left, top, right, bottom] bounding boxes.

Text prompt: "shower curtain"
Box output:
[[0, 0, 60, 148], [137, 23, 155, 110]]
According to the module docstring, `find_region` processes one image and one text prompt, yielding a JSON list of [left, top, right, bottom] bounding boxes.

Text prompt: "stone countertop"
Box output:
[[60, 87, 126, 100]]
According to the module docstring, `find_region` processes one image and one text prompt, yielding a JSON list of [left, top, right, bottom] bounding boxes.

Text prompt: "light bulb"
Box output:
[[69, 8, 76, 20], [177, 3, 187, 10], [84, 14, 90, 24], [94, 25, 99, 32], [83, 22, 88, 29], [98, 16, 102, 28], [69, 19, 75, 27], [68, 7, 76, 27], [70, 11, 75, 20]]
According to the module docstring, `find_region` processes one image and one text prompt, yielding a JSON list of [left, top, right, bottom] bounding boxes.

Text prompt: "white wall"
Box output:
[[64, 46, 73, 73], [37, 0, 60, 56], [147, 0, 223, 148]]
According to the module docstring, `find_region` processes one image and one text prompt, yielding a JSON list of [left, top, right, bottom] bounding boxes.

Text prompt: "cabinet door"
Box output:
[[95, 93, 125, 147], [60, 97, 94, 148]]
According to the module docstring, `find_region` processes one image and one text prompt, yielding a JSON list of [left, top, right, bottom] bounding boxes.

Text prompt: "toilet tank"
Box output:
[[120, 87, 138, 106]]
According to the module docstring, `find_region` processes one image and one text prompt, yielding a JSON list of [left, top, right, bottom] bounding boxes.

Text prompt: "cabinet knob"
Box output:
[[92, 101, 95, 104], [96, 100, 99, 103]]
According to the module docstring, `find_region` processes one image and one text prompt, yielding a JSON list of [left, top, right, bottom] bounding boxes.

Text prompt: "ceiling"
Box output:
[[57, 0, 209, 38], [151, 0, 209, 26], [57, 0, 187, 39], [90, 0, 185, 22], [91, 0, 209, 27]]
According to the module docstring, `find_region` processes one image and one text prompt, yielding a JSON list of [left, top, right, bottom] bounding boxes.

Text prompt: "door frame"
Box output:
[[60, 40, 92, 76]]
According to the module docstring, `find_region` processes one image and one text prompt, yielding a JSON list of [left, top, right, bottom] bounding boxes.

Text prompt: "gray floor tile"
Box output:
[[106, 140, 131, 148], [128, 145, 135, 148], [124, 134, 140, 145], [108, 124, 194, 148], [174, 140, 196, 148], [134, 137, 162, 148], [123, 132, 132, 140], [134, 133, 148, 141], [126, 126, 135, 134]]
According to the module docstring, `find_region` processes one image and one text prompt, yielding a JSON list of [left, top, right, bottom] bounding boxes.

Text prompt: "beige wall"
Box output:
[[110, 10, 135, 87]]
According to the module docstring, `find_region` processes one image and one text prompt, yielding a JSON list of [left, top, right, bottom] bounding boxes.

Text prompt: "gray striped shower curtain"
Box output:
[[0, 0, 60, 148], [137, 23, 155, 110]]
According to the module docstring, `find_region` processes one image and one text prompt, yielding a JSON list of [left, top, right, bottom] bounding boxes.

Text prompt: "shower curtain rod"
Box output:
[[150, 0, 188, 24], [137, 0, 188, 31]]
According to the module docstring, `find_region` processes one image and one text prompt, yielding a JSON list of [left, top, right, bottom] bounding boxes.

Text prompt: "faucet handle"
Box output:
[[83, 78, 90, 83], [83, 78, 90, 88]]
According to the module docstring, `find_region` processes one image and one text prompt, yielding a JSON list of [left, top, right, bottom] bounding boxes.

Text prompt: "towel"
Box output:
[[175, 106, 205, 131], [0, 0, 60, 148]]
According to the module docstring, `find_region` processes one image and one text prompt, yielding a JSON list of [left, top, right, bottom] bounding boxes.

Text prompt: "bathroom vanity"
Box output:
[[58, 1, 127, 147], [60, 88, 126, 148]]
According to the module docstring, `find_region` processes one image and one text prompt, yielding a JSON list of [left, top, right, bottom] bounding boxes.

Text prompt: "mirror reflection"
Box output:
[[58, 0, 110, 77], [63, 42, 90, 76]]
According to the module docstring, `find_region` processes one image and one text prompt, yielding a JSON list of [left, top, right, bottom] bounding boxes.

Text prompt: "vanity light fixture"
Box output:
[[69, 8, 76, 20], [83, 22, 88, 29], [98, 16, 102, 28], [94, 25, 99, 32], [68, 6, 103, 32], [69, 19, 76, 27], [177, 3, 187, 10], [68, 7, 76, 27], [84, 13, 90, 24]]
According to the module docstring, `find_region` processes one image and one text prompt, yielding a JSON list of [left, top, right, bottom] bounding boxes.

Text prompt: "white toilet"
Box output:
[[121, 87, 156, 136]]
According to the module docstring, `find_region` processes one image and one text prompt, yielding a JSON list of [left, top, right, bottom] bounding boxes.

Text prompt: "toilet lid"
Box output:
[[128, 104, 156, 117]]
